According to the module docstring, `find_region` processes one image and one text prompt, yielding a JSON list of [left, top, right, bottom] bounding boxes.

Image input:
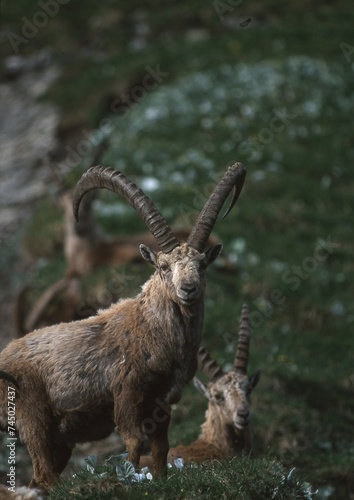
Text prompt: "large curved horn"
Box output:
[[198, 346, 224, 381], [187, 162, 246, 252], [73, 166, 180, 254], [234, 303, 251, 374]]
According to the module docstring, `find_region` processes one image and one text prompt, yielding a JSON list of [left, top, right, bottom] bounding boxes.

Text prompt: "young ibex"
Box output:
[[140, 304, 260, 467], [0, 163, 246, 491]]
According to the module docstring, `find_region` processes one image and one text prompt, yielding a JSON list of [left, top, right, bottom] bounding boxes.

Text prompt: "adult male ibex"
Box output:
[[140, 304, 260, 467], [0, 163, 246, 492], [15, 178, 219, 335]]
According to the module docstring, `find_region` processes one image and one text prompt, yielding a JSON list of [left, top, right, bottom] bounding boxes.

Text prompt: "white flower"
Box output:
[[174, 458, 184, 469], [133, 472, 146, 482]]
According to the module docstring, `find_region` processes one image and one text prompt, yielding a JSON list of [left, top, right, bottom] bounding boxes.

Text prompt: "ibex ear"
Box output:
[[205, 244, 223, 266], [193, 377, 209, 399], [249, 369, 261, 391], [140, 244, 158, 267]]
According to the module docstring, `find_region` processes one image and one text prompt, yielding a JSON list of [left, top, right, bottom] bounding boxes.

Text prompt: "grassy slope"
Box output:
[[1, 1, 354, 498]]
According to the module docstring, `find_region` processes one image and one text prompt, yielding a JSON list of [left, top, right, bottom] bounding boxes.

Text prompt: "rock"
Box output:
[[0, 55, 60, 235]]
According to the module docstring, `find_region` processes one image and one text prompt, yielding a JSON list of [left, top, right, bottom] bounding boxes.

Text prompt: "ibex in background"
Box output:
[[140, 304, 260, 467], [14, 276, 83, 337], [0, 163, 246, 492], [60, 187, 199, 278], [53, 147, 218, 278]]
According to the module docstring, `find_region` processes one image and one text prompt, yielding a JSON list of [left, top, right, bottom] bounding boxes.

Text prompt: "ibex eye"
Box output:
[[160, 263, 170, 272], [214, 393, 224, 402]]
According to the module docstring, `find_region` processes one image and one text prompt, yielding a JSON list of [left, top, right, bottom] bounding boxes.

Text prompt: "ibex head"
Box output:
[[140, 243, 222, 307], [72, 163, 246, 309], [194, 304, 260, 430]]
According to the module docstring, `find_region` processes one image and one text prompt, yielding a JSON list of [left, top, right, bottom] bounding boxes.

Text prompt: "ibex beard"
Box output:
[[0, 163, 246, 491]]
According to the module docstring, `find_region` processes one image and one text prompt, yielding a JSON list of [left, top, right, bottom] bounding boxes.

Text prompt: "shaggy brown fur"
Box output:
[[167, 369, 259, 464]]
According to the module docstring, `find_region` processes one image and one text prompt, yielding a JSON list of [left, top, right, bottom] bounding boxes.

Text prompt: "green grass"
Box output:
[[48, 456, 315, 500], [1, 1, 354, 498]]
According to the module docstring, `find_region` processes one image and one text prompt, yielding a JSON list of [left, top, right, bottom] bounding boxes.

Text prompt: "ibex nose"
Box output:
[[236, 408, 250, 428], [237, 408, 249, 419], [178, 283, 199, 304], [181, 283, 197, 295]]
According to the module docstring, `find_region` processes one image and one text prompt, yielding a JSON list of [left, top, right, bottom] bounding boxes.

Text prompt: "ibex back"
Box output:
[[0, 163, 246, 492]]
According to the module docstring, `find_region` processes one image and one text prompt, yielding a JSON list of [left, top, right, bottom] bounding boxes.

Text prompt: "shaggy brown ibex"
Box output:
[[0, 163, 246, 491], [15, 179, 218, 335], [140, 304, 260, 467]]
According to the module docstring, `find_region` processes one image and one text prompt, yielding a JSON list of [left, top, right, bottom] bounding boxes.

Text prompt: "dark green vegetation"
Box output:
[[48, 455, 315, 500], [1, 1, 353, 498]]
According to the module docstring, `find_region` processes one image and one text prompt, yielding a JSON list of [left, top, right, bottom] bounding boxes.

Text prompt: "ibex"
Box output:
[[51, 142, 220, 279], [15, 178, 219, 335], [14, 276, 82, 337], [140, 304, 260, 467], [59, 188, 199, 278], [0, 163, 246, 491]]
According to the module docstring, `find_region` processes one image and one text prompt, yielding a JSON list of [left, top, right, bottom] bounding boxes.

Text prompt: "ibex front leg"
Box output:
[[114, 392, 145, 470], [143, 398, 171, 476]]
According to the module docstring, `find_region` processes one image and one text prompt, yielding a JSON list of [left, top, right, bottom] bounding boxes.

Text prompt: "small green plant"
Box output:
[[49, 454, 152, 499], [84, 454, 153, 484]]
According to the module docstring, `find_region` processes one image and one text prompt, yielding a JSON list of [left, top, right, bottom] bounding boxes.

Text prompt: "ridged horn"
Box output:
[[234, 303, 251, 374], [72, 166, 180, 254], [187, 162, 246, 252], [198, 346, 224, 381], [0, 370, 19, 389]]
